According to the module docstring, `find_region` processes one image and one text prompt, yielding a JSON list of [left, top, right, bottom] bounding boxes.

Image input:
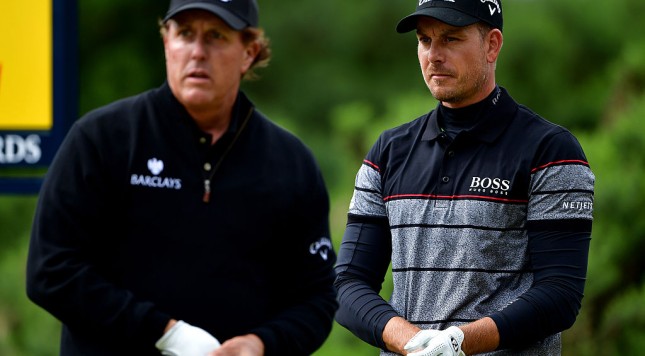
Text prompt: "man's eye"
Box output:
[[178, 29, 193, 37], [209, 32, 223, 40]]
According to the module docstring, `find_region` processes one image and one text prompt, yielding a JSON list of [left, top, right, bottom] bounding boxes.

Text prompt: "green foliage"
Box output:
[[0, 197, 37, 258], [0, 197, 59, 356], [499, 0, 643, 131], [563, 94, 645, 355], [0, 240, 60, 356], [2, 0, 645, 354]]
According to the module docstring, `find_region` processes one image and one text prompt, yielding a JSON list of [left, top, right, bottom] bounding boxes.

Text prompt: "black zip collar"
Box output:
[[422, 86, 519, 144]]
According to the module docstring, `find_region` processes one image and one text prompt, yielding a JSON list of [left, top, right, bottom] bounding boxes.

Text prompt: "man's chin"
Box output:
[[429, 89, 456, 103], [179, 90, 215, 107]]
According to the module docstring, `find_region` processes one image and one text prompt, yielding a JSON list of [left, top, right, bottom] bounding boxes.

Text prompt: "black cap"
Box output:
[[396, 0, 503, 33], [163, 0, 259, 30]]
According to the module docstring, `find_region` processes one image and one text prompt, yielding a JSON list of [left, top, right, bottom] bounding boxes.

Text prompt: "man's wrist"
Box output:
[[382, 316, 421, 354], [459, 317, 500, 355]]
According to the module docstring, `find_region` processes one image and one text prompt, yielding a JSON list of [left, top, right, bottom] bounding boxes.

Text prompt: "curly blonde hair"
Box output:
[[239, 27, 271, 81]]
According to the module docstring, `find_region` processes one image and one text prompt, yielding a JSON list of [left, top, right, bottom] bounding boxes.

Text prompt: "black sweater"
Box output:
[[26, 82, 338, 355]]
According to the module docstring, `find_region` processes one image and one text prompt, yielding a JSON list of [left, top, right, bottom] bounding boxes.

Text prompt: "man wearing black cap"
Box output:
[[26, 1, 337, 355], [334, 1, 594, 355]]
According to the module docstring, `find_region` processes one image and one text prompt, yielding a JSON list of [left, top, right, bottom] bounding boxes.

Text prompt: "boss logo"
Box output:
[[469, 176, 511, 195]]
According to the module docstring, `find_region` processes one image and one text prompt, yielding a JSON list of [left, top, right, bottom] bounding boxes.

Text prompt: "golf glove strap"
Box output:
[[155, 320, 221, 355], [404, 329, 442, 353], [406, 326, 465, 356]]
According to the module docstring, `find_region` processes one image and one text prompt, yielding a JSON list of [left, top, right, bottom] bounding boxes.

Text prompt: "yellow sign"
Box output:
[[0, 2, 52, 130]]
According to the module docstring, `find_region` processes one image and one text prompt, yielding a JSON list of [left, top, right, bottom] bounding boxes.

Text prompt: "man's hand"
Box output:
[[155, 320, 221, 355], [208, 334, 264, 356], [403, 329, 441, 353], [406, 326, 465, 356]]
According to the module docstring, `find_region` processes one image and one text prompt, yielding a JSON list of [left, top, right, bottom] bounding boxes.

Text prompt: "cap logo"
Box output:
[[482, 0, 501, 15]]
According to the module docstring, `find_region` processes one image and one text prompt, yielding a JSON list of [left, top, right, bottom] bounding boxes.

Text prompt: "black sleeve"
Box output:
[[251, 166, 338, 356], [490, 219, 591, 349], [25, 123, 170, 345], [334, 215, 399, 350]]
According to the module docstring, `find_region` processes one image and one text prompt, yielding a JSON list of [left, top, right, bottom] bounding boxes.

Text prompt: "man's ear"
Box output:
[[241, 40, 260, 74], [487, 29, 503, 63]]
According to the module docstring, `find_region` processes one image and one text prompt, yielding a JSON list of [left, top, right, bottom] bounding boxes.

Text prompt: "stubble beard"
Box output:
[[427, 57, 489, 106]]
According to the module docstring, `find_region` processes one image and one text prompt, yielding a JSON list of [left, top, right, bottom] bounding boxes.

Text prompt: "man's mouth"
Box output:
[[187, 70, 210, 79]]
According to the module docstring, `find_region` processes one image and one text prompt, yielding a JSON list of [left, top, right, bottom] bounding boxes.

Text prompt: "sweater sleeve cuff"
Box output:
[[141, 309, 173, 345], [489, 311, 510, 350], [249, 327, 279, 356], [375, 311, 401, 350]]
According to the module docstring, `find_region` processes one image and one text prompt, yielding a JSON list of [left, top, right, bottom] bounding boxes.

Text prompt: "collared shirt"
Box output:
[[335, 86, 594, 354]]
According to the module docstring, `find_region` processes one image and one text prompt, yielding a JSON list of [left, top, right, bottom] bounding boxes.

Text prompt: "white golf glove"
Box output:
[[404, 329, 442, 353], [155, 320, 221, 355], [405, 326, 465, 356]]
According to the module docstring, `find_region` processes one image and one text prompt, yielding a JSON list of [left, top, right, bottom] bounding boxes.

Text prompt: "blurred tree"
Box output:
[[77, 0, 167, 115], [567, 93, 645, 355]]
